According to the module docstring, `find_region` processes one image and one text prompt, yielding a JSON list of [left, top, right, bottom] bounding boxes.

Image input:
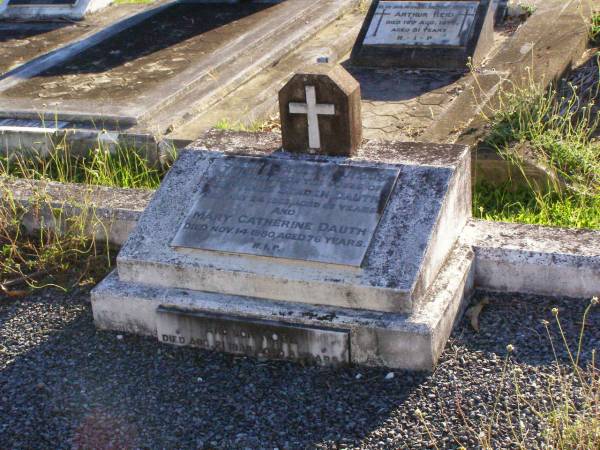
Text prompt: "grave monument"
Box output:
[[1, 0, 112, 20], [91, 64, 474, 370], [351, 0, 497, 69]]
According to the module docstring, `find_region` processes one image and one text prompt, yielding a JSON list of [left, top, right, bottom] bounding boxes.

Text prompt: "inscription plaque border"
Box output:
[[156, 305, 351, 365], [170, 156, 400, 267]]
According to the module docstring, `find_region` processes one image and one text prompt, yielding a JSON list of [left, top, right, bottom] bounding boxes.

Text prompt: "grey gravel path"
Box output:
[[0, 287, 597, 449]]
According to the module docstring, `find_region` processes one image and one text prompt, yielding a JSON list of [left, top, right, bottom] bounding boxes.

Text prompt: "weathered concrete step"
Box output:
[[460, 220, 600, 300], [91, 243, 475, 370], [143, 0, 356, 134], [168, 9, 363, 141]]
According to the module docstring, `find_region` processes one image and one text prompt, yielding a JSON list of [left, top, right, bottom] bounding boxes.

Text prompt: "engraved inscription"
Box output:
[[156, 306, 350, 366], [171, 157, 400, 267], [364, 1, 479, 47]]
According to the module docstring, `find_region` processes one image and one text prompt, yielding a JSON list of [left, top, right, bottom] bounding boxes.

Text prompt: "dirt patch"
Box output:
[[3, 3, 277, 102]]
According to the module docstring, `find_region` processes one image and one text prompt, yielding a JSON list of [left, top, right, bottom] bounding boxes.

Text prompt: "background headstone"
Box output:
[[278, 64, 362, 157], [351, 0, 497, 69], [1, 0, 111, 19]]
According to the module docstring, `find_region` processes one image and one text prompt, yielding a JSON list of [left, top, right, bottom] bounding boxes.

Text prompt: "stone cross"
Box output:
[[371, 6, 391, 37], [279, 64, 362, 157], [288, 86, 335, 149]]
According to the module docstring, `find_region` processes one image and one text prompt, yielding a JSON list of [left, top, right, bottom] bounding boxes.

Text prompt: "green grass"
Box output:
[[590, 11, 600, 45], [474, 181, 600, 229], [0, 183, 112, 293], [215, 117, 280, 133], [475, 60, 600, 229], [0, 142, 173, 190], [0, 138, 173, 292]]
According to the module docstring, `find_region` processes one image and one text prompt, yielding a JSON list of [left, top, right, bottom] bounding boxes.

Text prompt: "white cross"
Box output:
[[289, 85, 335, 149]]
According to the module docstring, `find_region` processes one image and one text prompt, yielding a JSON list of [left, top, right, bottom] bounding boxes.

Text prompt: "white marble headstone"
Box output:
[[364, 1, 479, 47], [1, 0, 111, 19]]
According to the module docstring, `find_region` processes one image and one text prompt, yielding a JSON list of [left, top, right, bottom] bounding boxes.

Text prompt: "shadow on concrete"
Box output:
[[28, 3, 273, 78], [0, 21, 70, 42], [343, 62, 462, 102]]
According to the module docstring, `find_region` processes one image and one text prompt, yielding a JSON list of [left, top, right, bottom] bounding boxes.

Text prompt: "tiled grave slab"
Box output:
[[117, 142, 470, 314]]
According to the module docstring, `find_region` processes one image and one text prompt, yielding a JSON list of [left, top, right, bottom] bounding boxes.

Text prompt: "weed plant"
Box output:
[[590, 11, 600, 45], [0, 182, 112, 295], [498, 302, 598, 450], [474, 63, 600, 229], [419, 298, 599, 449], [0, 136, 160, 293], [0, 138, 173, 190], [215, 116, 281, 134]]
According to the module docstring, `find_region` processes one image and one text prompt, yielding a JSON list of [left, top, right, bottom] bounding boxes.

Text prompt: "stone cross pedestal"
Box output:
[[278, 64, 362, 157]]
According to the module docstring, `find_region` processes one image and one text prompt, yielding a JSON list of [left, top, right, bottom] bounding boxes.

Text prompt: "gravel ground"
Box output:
[[0, 287, 597, 449]]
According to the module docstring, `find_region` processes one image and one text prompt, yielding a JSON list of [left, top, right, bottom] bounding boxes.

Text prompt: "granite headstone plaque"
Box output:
[[171, 156, 400, 267], [157, 306, 350, 365], [351, 0, 496, 69]]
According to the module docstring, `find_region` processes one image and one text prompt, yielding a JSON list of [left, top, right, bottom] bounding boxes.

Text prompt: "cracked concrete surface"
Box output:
[[354, 69, 464, 141]]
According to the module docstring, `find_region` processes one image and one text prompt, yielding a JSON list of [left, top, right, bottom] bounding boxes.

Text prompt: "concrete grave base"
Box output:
[[92, 243, 474, 370], [89, 130, 474, 370]]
